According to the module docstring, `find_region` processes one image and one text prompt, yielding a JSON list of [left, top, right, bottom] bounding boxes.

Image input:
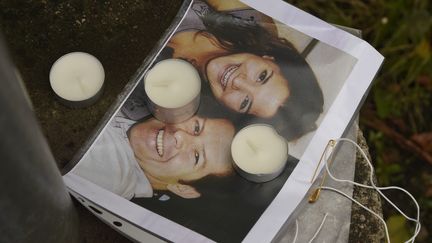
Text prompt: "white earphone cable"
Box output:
[[308, 213, 329, 243], [292, 219, 299, 243], [320, 138, 421, 243]]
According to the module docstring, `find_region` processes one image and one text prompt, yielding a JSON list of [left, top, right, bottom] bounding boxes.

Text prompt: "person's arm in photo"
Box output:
[[206, 0, 277, 35]]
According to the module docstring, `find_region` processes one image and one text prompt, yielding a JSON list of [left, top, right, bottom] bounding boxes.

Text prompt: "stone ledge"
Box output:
[[349, 130, 385, 243]]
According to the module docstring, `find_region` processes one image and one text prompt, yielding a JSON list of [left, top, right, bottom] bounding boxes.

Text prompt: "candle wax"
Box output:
[[144, 59, 201, 109], [231, 125, 288, 175], [50, 52, 105, 102]]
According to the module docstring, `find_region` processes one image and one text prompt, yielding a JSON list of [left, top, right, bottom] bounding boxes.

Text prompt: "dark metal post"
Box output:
[[0, 35, 79, 243]]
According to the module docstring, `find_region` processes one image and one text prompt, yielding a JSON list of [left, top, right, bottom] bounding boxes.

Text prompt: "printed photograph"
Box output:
[[70, 0, 358, 241]]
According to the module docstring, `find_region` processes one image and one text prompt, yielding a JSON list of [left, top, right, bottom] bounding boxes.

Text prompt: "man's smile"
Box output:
[[156, 128, 165, 157]]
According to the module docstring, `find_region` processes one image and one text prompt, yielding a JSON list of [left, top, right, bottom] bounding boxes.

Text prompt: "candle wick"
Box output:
[[77, 77, 87, 95], [246, 139, 258, 153]]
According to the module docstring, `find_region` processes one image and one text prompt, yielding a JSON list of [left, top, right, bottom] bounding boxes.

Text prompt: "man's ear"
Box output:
[[166, 183, 201, 199], [262, 55, 275, 61]]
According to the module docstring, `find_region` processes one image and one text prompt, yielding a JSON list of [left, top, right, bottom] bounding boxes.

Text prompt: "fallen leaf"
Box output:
[[387, 215, 411, 243], [411, 132, 432, 154], [416, 75, 431, 86], [426, 186, 432, 198], [415, 38, 431, 60]]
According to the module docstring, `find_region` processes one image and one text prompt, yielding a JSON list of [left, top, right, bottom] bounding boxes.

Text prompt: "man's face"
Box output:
[[128, 116, 235, 183]]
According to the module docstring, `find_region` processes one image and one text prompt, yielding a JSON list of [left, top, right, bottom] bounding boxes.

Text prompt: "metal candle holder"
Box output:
[[145, 93, 200, 124], [144, 59, 201, 124]]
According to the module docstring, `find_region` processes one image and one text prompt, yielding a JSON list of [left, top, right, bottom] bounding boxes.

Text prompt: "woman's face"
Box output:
[[206, 53, 290, 118], [128, 116, 234, 183]]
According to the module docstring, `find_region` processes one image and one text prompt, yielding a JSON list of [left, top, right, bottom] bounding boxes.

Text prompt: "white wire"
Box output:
[[321, 186, 390, 243], [326, 139, 419, 222], [308, 213, 329, 243], [292, 219, 299, 243], [320, 138, 421, 243], [334, 138, 421, 243]]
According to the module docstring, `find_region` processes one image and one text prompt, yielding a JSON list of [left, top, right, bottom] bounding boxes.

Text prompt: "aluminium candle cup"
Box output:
[[49, 52, 105, 108], [233, 162, 286, 183], [144, 59, 201, 124], [145, 95, 200, 124], [231, 124, 289, 183]]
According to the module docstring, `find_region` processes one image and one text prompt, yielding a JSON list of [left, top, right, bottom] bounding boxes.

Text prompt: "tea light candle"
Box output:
[[231, 124, 289, 182], [49, 52, 105, 108], [144, 59, 201, 123]]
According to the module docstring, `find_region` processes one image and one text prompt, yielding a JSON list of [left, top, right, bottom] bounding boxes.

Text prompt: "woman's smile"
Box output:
[[207, 53, 290, 117], [219, 64, 239, 91]]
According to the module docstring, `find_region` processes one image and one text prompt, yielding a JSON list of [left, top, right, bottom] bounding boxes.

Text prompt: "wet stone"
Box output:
[[349, 130, 386, 243]]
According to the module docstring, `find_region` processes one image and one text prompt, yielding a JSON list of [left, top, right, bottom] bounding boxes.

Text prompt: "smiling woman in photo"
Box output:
[[205, 53, 290, 117], [166, 0, 323, 140]]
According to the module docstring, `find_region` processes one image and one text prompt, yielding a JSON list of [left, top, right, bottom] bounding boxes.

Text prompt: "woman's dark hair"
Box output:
[[199, 8, 323, 140], [201, 7, 296, 56], [246, 49, 323, 140]]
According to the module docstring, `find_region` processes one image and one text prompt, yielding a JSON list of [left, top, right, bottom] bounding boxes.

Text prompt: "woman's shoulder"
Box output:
[[192, 0, 213, 17], [193, 0, 266, 22], [176, 0, 210, 33]]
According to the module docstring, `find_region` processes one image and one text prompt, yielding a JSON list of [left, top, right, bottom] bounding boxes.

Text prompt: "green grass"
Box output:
[[287, 0, 432, 241]]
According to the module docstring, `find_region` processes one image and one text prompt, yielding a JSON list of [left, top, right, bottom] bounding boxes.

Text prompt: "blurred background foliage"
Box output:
[[287, 0, 432, 241]]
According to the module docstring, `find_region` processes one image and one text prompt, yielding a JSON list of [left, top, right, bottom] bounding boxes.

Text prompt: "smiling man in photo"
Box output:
[[72, 113, 234, 199], [128, 115, 234, 198]]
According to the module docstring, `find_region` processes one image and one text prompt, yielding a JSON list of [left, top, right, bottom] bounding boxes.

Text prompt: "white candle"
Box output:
[[144, 59, 201, 123], [231, 124, 288, 182], [49, 52, 105, 107]]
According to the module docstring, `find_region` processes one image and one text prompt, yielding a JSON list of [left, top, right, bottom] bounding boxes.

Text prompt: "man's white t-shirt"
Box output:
[[72, 115, 153, 200]]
